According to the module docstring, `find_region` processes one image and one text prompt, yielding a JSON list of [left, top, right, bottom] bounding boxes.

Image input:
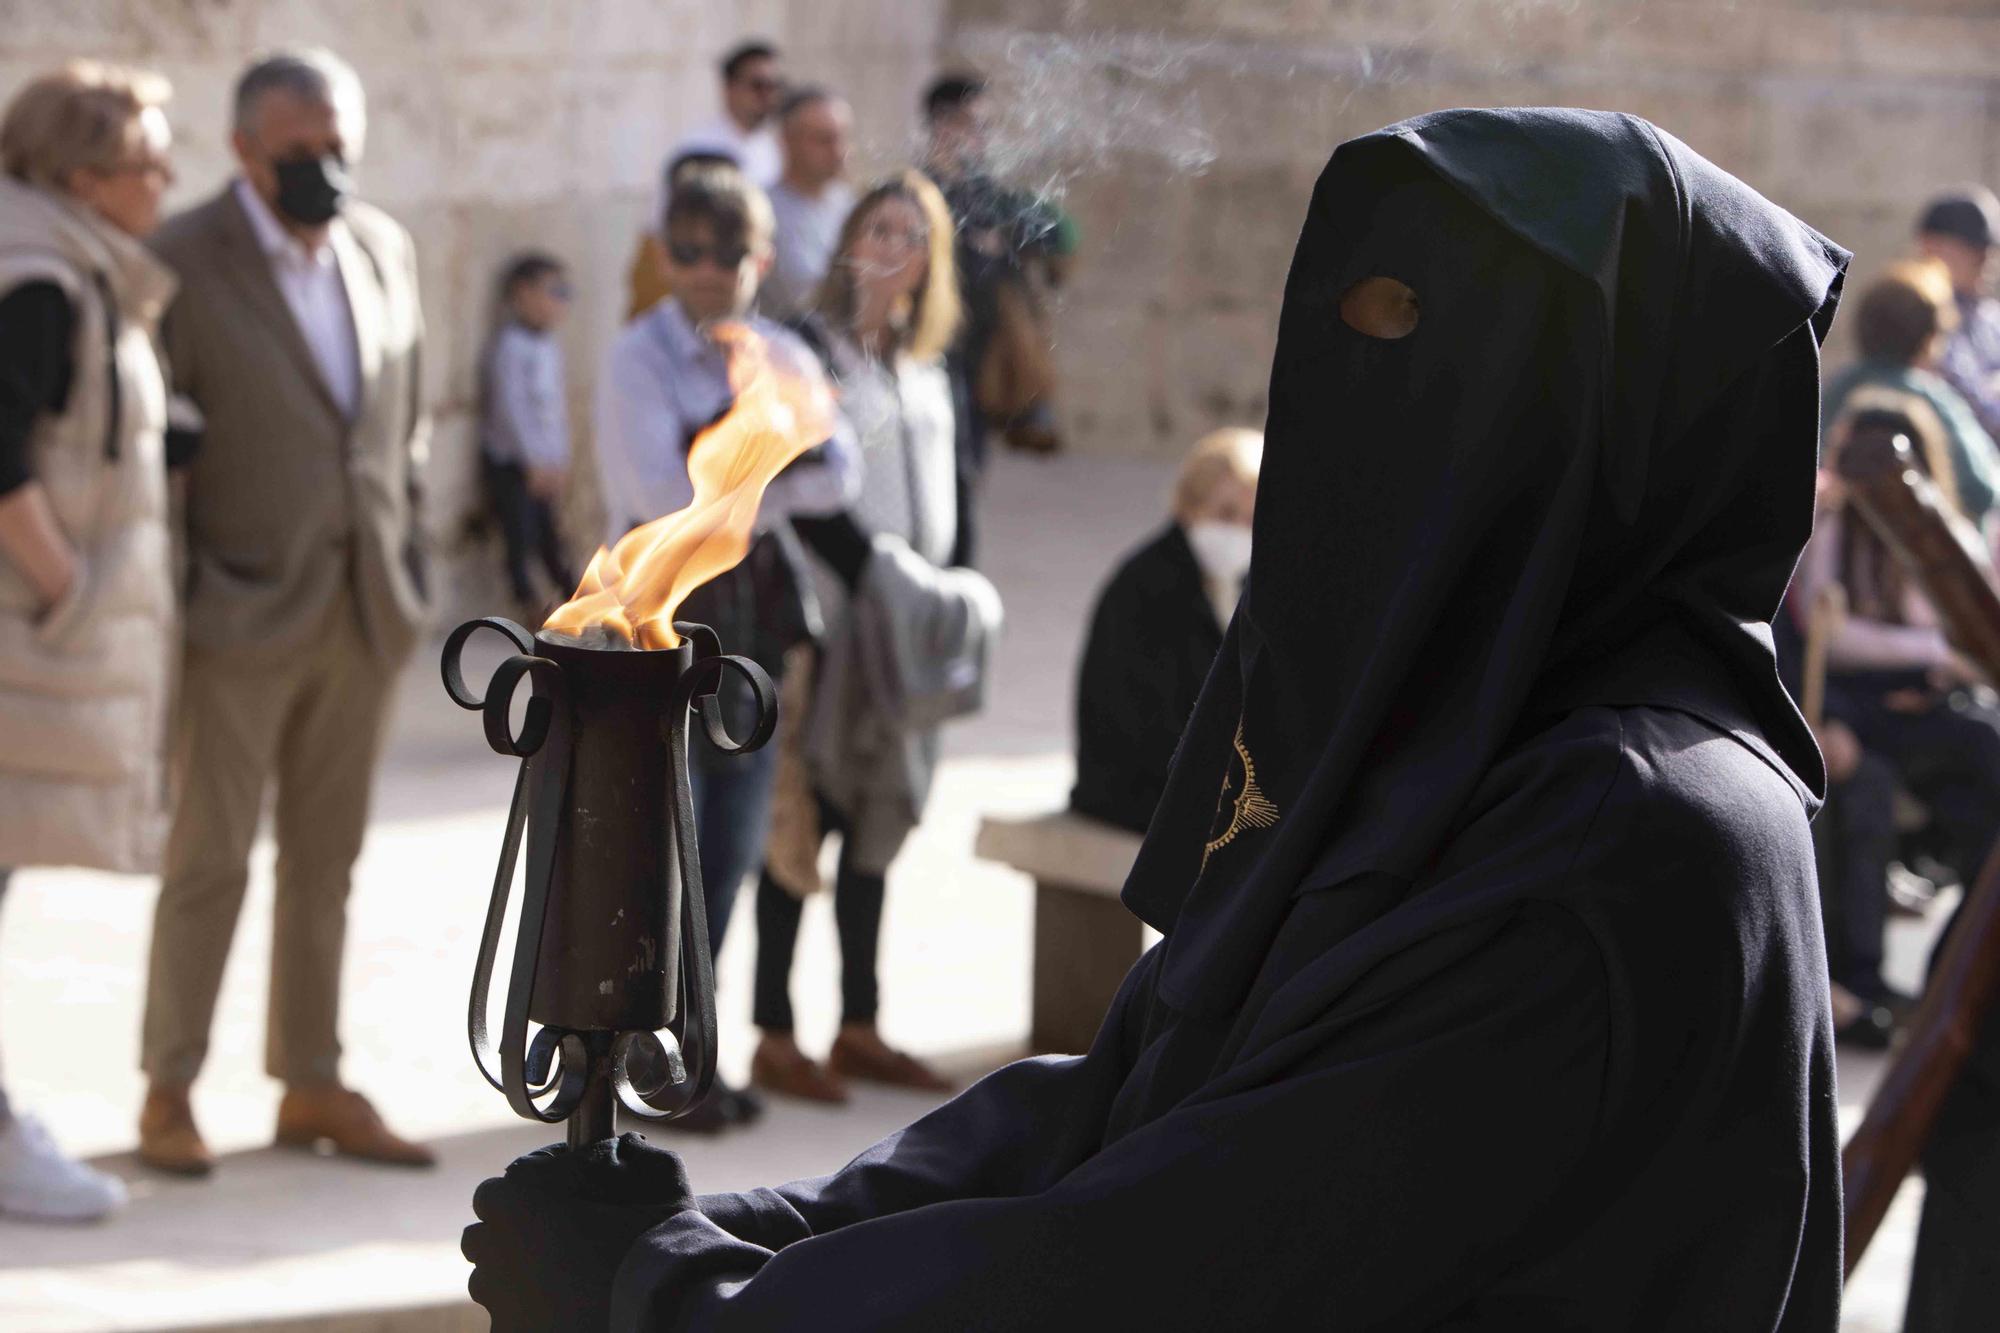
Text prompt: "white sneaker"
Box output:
[[0, 1112, 127, 1222]]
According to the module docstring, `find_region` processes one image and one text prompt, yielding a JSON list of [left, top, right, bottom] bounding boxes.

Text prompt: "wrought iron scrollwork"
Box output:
[[444, 617, 778, 1130], [443, 617, 588, 1125], [610, 621, 777, 1121]]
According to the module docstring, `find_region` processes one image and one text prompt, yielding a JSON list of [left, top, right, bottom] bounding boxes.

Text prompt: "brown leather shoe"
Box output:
[[751, 1037, 849, 1104], [138, 1084, 214, 1177], [275, 1085, 436, 1168], [828, 1030, 953, 1092]]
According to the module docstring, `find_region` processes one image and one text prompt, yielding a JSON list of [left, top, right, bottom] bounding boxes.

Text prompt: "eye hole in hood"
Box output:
[[1338, 275, 1419, 339]]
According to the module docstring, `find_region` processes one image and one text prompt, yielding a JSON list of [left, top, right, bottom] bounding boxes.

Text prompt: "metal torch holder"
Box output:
[[442, 617, 776, 1145]]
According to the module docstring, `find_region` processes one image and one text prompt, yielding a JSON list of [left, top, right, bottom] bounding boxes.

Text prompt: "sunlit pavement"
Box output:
[[0, 451, 1941, 1330]]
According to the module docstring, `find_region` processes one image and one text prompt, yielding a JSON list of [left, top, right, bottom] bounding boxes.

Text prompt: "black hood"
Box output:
[[1123, 107, 1849, 1016]]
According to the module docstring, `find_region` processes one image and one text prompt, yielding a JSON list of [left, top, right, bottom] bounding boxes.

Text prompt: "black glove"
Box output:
[[462, 1132, 694, 1332]]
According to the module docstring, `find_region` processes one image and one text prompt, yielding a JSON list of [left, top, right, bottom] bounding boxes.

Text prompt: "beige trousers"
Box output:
[[141, 589, 402, 1086]]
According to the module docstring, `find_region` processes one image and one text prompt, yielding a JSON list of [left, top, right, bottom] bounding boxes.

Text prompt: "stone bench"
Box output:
[[975, 810, 1148, 1054]]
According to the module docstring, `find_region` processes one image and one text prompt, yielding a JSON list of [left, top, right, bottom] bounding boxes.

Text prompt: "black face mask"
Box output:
[[271, 154, 349, 227]]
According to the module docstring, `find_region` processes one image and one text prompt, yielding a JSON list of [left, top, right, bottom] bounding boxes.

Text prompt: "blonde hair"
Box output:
[[814, 170, 961, 363], [1173, 427, 1263, 522], [1858, 257, 1959, 364], [1830, 386, 1962, 627], [1, 60, 171, 191]]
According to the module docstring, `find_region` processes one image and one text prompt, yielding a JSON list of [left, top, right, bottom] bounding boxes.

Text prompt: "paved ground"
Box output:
[[0, 450, 1947, 1330]]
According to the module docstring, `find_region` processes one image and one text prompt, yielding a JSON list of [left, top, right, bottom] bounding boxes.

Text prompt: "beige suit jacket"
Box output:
[[150, 185, 430, 666]]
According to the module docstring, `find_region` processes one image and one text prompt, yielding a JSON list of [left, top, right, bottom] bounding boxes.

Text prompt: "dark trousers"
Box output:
[[687, 734, 780, 955], [751, 801, 886, 1033], [945, 353, 981, 570], [1839, 689, 2000, 886], [1813, 750, 1896, 999], [484, 459, 572, 604]]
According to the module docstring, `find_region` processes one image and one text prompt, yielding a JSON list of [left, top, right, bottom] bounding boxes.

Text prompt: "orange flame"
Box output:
[[543, 324, 835, 649]]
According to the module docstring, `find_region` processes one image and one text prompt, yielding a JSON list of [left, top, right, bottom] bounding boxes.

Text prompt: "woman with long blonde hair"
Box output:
[[749, 170, 972, 1102]]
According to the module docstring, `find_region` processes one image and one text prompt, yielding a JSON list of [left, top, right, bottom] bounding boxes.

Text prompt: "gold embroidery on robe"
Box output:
[[1202, 718, 1280, 871]]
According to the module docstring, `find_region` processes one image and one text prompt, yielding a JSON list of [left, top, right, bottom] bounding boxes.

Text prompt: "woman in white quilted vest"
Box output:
[[0, 61, 182, 1223]]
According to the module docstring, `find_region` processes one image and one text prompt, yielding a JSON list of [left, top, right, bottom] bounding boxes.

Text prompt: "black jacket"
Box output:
[[613, 706, 1840, 1330], [1070, 523, 1225, 835]]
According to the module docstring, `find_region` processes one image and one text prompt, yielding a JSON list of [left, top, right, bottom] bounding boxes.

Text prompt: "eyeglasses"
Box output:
[[861, 218, 928, 251], [103, 156, 175, 186], [666, 239, 751, 270], [739, 76, 783, 97]]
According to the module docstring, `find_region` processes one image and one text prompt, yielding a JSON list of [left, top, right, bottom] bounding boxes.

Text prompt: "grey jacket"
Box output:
[[808, 536, 1002, 874], [795, 327, 975, 872]]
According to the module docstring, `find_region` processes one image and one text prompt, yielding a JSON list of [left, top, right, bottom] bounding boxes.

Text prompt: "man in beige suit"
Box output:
[[138, 49, 432, 1174]]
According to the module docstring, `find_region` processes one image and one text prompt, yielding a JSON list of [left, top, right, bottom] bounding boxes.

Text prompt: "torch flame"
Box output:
[[543, 324, 835, 649]]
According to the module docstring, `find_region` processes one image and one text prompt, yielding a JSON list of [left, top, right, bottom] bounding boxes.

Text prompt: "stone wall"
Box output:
[[0, 0, 949, 615], [943, 0, 2000, 457], [5, 0, 1998, 618]]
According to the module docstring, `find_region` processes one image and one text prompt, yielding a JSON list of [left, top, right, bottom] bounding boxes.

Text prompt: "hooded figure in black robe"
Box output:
[[462, 107, 1850, 1331]]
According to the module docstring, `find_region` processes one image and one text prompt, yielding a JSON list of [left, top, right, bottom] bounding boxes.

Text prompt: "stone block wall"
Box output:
[[0, 0, 948, 617], [943, 0, 2000, 457], [4, 0, 1997, 618]]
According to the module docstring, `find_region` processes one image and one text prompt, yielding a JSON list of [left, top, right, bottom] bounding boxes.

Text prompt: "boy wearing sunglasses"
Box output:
[[599, 161, 853, 535], [593, 159, 856, 1132]]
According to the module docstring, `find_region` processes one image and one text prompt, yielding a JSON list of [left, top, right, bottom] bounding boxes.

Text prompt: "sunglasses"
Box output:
[[667, 239, 751, 270]]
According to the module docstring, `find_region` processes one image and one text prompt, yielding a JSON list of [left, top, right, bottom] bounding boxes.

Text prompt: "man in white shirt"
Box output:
[[669, 40, 785, 190], [140, 48, 434, 1177], [761, 88, 856, 322], [229, 173, 358, 412], [626, 42, 787, 321]]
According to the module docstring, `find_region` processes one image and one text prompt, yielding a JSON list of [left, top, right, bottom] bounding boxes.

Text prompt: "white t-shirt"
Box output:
[[762, 179, 856, 322], [669, 115, 782, 190]]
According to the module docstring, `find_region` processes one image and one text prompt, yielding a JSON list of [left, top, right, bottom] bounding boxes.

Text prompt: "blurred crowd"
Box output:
[[1756, 192, 2000, 1329], [0, 35, 1255, 1231], [1773, 192, 2000, 1054]]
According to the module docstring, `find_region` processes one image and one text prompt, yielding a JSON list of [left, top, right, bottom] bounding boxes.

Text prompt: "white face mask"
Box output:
[[1185, 520, 1253, 583]]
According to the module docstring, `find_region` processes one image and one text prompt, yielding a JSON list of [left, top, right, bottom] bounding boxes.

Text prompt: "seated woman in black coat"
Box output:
[[463, 108, 1847, 1331], [1070, 427, 1260, 835]]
